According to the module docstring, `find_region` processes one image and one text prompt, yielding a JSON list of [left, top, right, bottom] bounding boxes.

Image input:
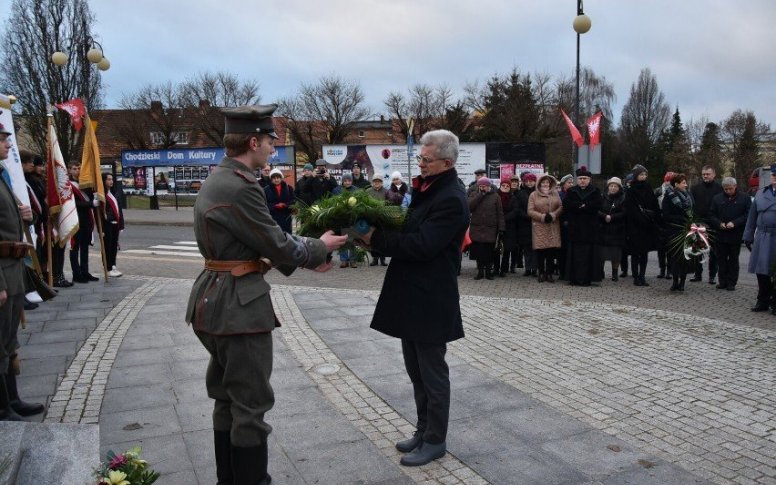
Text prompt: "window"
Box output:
[[150, 131, 189, 145], [358, 130, 365, 138], [387, 129, 393, 137]]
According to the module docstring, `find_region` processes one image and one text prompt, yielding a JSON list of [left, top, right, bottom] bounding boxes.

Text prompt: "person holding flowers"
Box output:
[[356, 129, 469, 467], [186, 105, 346, 485], [661, 173, 694, 292]]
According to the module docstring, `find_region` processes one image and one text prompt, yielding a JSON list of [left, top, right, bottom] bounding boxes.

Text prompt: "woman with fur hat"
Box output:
[[598, 177, 627, 281], [387, 171, 409, 205], [624, 164, 661, 286], [527, 174, 562, 282], [264, 168, 295, 233], [468, 177, 505, 280], [562, 166, 602, 286]]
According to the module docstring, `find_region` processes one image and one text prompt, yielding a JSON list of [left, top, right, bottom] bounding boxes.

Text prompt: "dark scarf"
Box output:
[[603, 189, 625, 212], [666, 185, 693, 211]]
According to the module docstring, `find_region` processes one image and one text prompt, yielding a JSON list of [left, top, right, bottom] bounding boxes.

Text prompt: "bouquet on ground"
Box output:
[[294, 191, 405, 252], [93, 447, 159, 485], [669, 216, 711, 264]]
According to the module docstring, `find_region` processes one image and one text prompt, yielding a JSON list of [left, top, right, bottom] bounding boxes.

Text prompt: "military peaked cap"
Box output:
[[223, 104, 279, 138], [0, 122, 11, 136]]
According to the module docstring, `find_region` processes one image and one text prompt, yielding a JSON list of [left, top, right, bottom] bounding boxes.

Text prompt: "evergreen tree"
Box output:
[[696, 122, 724, 176], [734, 114, 760, 182], [468, 69, 538, 142], [663, 107, 693, 176]]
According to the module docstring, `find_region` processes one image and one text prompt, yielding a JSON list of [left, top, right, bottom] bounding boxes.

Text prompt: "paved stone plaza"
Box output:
[[5, 208, 775, 484]]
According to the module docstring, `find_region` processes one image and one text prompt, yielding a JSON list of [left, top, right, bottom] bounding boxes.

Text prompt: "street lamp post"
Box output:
[[51, 37, 111, 71], [573, 1, 591, 173]]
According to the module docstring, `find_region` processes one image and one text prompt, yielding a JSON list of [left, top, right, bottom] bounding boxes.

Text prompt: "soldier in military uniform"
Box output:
[[186, 105, 346, 485], [0, 123, 44, 421]]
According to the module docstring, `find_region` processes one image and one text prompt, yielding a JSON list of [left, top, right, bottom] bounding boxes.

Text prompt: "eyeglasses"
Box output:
[[415, 155, 446, 164]]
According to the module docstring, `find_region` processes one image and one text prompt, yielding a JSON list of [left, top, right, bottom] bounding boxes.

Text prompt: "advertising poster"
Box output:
[[321, 143, 486, 186]]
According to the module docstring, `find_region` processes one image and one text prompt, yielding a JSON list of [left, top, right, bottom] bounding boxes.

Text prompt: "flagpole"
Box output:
[[94, 203, 109, 282], [46, 114, 54, 286]]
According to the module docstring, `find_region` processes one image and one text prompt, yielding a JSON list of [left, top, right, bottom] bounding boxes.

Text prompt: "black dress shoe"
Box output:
[[708, 279, 716, 285], [395, 431, 423, 453], [72, 276, 89, 283], [726, 285, 736, 291], [23, 299, 38, 311], [400, 441, 446, 467], [716, 283, 727, 290], [369, 260, 378, 266], [86, 273, 99, 281], [53, 277, 73, 288], [689, 276, 702, 282], [380, 259, 387, 266], [751, 303, 769, 312]]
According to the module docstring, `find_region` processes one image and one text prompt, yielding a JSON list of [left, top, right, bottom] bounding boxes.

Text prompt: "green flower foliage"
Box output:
[[294, 191, 405, 239]]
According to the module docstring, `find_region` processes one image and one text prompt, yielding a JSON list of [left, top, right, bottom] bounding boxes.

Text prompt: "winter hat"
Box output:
[[537, 174, 558, 188], [269, 168, 283, 178], [315, 159, 327, 167], [663, 171, 674, 183], [477, 177, 492, 186], [390, 171, 403, 181], [575, 165, 592, 177], [372, 173, 384, 181], [510, 173, 521, 181], [341, 173, 353, 182], [500, 176, 512, 185], [474, 168, 487, 175], [607, 176, 623, 189], [559, 174, 573, 185], [521, 172, 537, 182], [631, 164, 648, 178], [303, 163, 314, 171]]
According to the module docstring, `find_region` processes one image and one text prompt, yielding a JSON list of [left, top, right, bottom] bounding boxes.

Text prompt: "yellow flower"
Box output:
[[104, 470, 130, 485], [347, 197, 357, 207]]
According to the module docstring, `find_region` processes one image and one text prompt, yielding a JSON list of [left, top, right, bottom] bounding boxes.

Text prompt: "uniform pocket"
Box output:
[[234, 273, 271, 306]]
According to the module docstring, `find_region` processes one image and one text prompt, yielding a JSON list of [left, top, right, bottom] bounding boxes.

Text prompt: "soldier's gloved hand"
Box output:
[[745, 241, 753, 252], [92, 199, 100, 207]]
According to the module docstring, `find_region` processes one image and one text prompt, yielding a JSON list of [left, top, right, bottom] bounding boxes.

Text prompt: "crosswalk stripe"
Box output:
[[124, 249, 203, 258], [174, 241, 198, 245], [149, 245, 200, 251]]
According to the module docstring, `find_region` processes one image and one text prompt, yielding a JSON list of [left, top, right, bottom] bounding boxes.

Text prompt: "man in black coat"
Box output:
[[690, 165, 723, 283], [563, 166, 602, 286], [359, 129, 469, 467], [708, 177, 751, 291], [309, 159, 337, 202]]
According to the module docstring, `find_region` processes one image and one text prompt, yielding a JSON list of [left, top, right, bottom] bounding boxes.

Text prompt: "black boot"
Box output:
[[6, 371, 44, 416], [232, 444, 271, 485], [670, 276, 679, 292], [485, 266, 494, 280], [611, 268, 618, 282], [380, 257, 387, 266], [678, 277, 686, 291], [474, 264, 484, 280], [657, 268, 666, 279], [640, 275, 650, 287], [537, 271, 545, 283], [214, 430, 233, 485], [369, 259, 378, 266], [0, 377, 24, 421]]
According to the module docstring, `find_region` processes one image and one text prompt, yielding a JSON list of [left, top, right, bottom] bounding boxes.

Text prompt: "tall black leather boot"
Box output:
[[485, 266, 494, 280], [474, 263, 484, 280], [6, 370, 44, 416], [214, 430, 233, 485], [0, 377, 24, 421], [231, 444, 271, 485]]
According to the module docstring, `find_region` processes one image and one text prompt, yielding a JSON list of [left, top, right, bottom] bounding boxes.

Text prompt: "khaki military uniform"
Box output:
[[186, 157, 326, 447], [0, 167, 26, 376]]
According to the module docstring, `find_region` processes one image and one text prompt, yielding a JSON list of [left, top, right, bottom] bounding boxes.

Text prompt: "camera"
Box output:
[[315, 168, 325, 176]]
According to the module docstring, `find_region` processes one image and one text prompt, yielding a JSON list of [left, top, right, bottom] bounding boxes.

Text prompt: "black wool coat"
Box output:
[[598, 190, 627, 247], [624, 181, 661, 253], [370, 168, 470, 344], [563, 185, 602, 244], [516, 186, 535, 246], [708, 190, 751, 244], [502, 193, 519, 251]]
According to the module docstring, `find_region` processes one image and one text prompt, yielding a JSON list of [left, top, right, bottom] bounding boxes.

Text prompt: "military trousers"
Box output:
[[401, 339, 449, 445], [195, 330, 274, 447], [0, 293, 24, 375]]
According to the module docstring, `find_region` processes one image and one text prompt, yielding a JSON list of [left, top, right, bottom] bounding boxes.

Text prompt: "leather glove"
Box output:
[[544, 213, 552, 223], [745, 241, 753, 252], [92, 199, 100, 207]]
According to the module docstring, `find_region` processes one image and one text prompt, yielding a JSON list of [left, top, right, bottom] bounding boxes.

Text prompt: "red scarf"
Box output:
[[106, 191, 121, 225]]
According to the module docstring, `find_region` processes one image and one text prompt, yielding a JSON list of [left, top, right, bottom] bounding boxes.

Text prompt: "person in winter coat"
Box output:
[[101, 173, 125, 278], [365, 174, 389, 266], [743, 164, 776, 313], [562, 166, 602, 286], [598, 177, 627, 281], [527, 174, 562, 282], [496, 178, 518, 276], [264, 168, 295, 233], [690, 166, 723, 284], [309, 159, 337, 202], [332, 173, 357, 195], [557, 174, 574, 279], [624, 164, 661, 286], [516, 172, 537, 276], [388, 171, 409, 205], [468, 177, 505, 280], [654, 172, 675, 279], [295, 163, 315, 206], [708, 177, 751, 291], [351, 163, 371, 189], [661, 173, 694, 292]]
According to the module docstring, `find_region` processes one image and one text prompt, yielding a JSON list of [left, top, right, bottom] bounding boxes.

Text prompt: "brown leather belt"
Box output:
[[204, 258, 272, 276], [0, 241, 33, 259]]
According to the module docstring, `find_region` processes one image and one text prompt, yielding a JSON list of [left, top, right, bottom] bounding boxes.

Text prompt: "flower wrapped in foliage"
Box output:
[[94, 447, 159, 485], [294, 191, 405, 252]]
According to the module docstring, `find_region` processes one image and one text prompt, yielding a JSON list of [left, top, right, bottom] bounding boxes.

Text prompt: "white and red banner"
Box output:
[[587, 111, 603, 148], [0, 94, 31, 207], [46, 122, 79, 245]]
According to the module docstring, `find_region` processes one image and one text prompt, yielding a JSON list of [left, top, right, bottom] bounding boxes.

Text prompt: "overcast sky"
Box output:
[[10, 0, 776, 129]]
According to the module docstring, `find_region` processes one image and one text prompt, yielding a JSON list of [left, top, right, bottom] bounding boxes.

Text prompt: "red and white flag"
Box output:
[[587, 111, 603, 148], [46, 123, 79, 245], [55, 98, 86, 132], [561, 109, 584, 147]]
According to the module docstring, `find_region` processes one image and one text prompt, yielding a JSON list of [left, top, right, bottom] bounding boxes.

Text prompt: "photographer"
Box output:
[[310, 159, 337, 203]]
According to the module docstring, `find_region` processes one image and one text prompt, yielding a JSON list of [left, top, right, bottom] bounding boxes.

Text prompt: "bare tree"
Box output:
[[278, 75, 371, 162], [118, 82, 187, 149], [384, 84, 454, 141], [619, 68, 671, 169], [1, 0, 103, 162], [722, 110, 770, 180]]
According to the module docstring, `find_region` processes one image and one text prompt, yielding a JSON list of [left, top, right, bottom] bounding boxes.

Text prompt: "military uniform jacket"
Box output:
[[186, 158, 327, 335], [0, 167, 25, 295], [743, 186, 776, 275]]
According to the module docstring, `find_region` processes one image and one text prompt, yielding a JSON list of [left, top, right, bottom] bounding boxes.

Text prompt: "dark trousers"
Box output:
[[401, 339, 449, 444], [657, 247, 668, 271], [69, 224, 91, 278], [195, 331, 274, 447], [620, 251, 629, 275], [52, 244, 66, 278], [499, 249, 519, 273], [104, 222, 120, 268], [0, 293, 23, 374], [756, 274, 774, 309], [695, 250, 717, 280], [715, 242, 741, 287], [630, 252, 648, 278], [536, 248, 557, 274]]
